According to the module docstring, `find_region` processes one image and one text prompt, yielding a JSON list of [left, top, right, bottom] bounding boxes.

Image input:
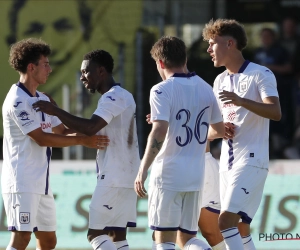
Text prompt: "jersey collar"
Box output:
[[16, 82, 40, 97], [172, 72, 196, 78]]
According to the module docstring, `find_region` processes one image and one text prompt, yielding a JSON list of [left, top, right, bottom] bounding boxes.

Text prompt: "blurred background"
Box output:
[[1, 0, 300, 249]]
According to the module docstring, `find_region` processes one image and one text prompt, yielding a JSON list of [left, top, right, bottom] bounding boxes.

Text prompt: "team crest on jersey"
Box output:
[[20, 212, 30, 224], [17, 111, 30, 121], [238, 77, 248, 93]]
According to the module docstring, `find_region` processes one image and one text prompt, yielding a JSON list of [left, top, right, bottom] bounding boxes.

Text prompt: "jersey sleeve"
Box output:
[[257, 69, 279, 99], [93, 92, 128, 124], [150, 85, 170, 122], [210, 93, 223, 124], [11, 97, 41, 135], [212, 77, 223, 116]]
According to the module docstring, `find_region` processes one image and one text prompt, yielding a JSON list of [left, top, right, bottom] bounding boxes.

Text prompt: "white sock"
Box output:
[[90, 235, 117, 250], [152, 241, 157, 250], [114, 240, 129, 250], [212, 240, 226, 250], [183, 237, 212, 250], [221, 227, 243, 250], [156, 242, 176, 250], [242, 234, 256, 250], [6, 247, 17, 250]]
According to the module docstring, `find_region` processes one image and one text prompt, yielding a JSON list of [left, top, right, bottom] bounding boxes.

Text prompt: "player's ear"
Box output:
[[227, 39, 234, 48], [158, 59, 165, 69], [27, 63, 34, 72]]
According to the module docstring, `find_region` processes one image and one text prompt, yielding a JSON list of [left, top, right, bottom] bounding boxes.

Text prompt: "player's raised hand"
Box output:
[[219, 90, 243, 106], [32, 100, 57, 115], [224, 122, 235, 140], [146, 114, 152, 124], [134, 169, 148, 197], [81, 135, 109, 149], [42, 92, 58, 107]]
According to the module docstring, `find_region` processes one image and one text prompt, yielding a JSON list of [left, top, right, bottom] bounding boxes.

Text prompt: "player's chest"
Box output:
[[218, 74, 255, 97], [37, 111, 52, 132]]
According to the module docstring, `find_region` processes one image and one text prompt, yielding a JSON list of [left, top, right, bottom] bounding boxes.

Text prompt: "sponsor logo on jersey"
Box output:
[[20, 212, 30, 224], [103, 205, 113, 210], [41, 122, 52, 129], [106, 96, 115, 101], [241, 188, 249, 194], [209, 201, 218, 205], [18, 111, 30, 121], [154, 90, 162, 94], [13, 101, 22, 107], [222, 103, 235, 108], [227, 110, 236, 121]]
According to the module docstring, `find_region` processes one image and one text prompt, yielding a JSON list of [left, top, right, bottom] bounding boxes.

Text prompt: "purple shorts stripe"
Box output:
[[126, 222, 136, 227], [150, 225, 178, 231], [205, 207, 220, 214], [8, 226, 17, 231], [178, 227, 198, 235]]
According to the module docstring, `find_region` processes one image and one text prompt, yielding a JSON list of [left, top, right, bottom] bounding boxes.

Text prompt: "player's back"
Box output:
[[149, 72, 220, 192]]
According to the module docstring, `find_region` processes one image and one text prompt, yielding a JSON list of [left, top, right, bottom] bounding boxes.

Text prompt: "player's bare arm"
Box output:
[[28, 128, 108, 149], [33, 100, 108, 136], [134, 120, 168, 198], [207, 121, 225, 140], [219, 90, 281, 121]]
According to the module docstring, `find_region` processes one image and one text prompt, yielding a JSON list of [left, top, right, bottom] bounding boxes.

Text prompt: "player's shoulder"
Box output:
[[245, 62, 275, 78], [4, 84, 29, 109], [105, 85, 135, 103]]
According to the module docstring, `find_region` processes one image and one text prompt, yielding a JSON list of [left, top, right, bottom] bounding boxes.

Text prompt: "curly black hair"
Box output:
[[83, 49, 114, 74], [9, 38, 51, 73]]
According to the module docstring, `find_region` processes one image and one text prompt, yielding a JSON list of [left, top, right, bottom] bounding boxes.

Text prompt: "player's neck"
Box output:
[[19, 74, 38, 96], [225, 54, 245, 75], [99, 76, 117, 95], [164, 66, 186, 80]]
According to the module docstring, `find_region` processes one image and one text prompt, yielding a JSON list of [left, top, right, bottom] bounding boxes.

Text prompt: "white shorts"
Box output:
[[220, 165, 268, 223], [148, 186, 201, 234], [89, 186, 137, 230], [202, 152, 221, 213], [2, 192, 56, 232]]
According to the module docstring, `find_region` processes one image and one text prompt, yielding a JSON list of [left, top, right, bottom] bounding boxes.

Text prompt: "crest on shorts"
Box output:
[[20, 212, 30, 224]]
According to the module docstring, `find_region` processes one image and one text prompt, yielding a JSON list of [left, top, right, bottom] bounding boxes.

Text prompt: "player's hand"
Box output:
[[32, 100, 57, 115], [81, 135, 109, 149], [219, 90, 243, 106], [146, 114, 152, 124], [134, 169, 148, 197], [42, 92, 58, 107], [224, 122, 235, 140]]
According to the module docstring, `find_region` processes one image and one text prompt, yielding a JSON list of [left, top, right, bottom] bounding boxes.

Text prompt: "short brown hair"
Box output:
[[202, 19, 247, 51], [9, 38, 51, 73], [150, 36, 186, 68]]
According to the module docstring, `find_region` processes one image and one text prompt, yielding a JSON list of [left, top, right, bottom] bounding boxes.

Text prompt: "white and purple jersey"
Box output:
[[1, 82, 61, 194], [93, 85, 140, 188], [213, 61, 279, 172], [149, 72, 223, 192]]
